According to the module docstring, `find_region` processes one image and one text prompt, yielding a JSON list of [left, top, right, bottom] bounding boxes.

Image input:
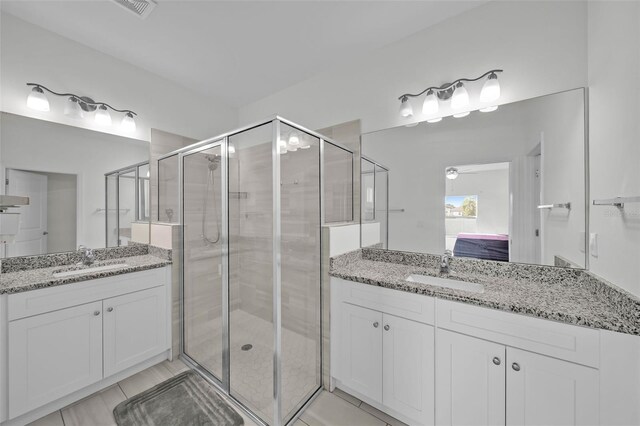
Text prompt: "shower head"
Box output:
[[204, 154, 221, 171]]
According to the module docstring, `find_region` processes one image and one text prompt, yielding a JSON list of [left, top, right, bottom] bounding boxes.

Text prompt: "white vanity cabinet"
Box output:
[[103, 286, 167, 377], [435, 329, 506, 426], [8, 301, 104, 418], [0, 266, 171, 423], [435, 329, 598, 426], [332, 277, 640, 426], [333, 278, 435, 426]]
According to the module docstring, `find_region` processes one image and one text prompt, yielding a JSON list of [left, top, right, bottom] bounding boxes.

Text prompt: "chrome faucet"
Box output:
[[78, 245, 95, 266], [440, 250, 453, 275]]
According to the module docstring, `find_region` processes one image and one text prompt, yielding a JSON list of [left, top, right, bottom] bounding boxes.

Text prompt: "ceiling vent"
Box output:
[[110, 0, 157, 19]]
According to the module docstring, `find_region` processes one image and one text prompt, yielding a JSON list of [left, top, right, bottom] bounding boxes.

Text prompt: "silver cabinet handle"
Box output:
[[107, 307, 114, 312], [373, 321, 379, 328], [43, 231, 49, 235], [93, 311, 100, 316], [384, 324, 390, 331], [512, 362, 521, 372], [493, 357, 501, 366]]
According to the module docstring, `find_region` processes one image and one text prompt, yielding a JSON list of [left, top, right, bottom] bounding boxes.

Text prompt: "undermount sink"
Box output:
[[406, 274, 485, 294], [52, 262, 129, 278]]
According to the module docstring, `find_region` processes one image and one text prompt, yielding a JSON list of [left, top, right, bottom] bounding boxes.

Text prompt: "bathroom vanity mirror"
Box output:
[[361, 88, 587, 269], [0, 112, 150, 258]]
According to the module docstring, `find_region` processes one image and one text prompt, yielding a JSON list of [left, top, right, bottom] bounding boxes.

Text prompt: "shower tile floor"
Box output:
[[185, 308, 320, 422]]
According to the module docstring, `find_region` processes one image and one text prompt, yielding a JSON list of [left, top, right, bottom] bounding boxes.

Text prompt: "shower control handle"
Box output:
[[107, 307, 114, 312], [93, 311, 100, 316], [373, 322, 379, 328], [384, 325, 390, 331]]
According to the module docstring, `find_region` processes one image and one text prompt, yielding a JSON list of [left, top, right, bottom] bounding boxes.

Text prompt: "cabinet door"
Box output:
[[103, 286, 167, 377], [382, 313, 434, 426], [435, 329, 505, 426], [340, 303, 383, 402], [8, 301, 103, 418], [506, 347, 599, 426]]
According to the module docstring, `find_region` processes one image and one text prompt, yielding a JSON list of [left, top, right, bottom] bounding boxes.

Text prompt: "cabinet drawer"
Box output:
[[436, 299, 599, 368], [8, 267, 169, 321], [333, 278, 435, 325]]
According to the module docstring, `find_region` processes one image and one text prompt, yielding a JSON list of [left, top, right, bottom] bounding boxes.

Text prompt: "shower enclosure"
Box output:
[[105, 161, 150, 246], [361, 156, 389, 249], [157, 117, 354, 426]]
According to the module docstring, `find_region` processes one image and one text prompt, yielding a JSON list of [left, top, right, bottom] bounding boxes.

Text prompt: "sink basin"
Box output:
[[406, 274, 484, 294], [52, 263, 129, 278]]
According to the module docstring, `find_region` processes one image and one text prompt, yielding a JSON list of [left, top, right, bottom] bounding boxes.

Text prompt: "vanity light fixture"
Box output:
[[25, 83, 138, 133], [26, 86, 50, 112], [397, 69, 503, 120], [426, 117, 442, 123], [451, 82, 470, 110], [399, 96, 413, 117], [445, 167, 459, 180], [228, 143, 236, 155], [288, 132, 300, 146], [63, 97, 84, 119], [95, 105, 112, 126], [480, 72, 501, 102]]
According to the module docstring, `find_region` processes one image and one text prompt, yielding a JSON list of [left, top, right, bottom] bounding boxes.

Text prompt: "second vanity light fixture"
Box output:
[[398, 69, 503, 121], [26, 83, 138, 133]]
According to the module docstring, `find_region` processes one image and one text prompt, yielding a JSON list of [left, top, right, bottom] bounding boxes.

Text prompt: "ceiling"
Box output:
[[1, 0, 484, 107]]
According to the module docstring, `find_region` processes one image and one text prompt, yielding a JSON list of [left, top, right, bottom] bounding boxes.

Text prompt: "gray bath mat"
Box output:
[[113, 371, 244, 426]]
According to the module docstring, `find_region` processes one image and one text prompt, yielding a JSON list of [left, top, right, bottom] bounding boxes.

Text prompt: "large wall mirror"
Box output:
[[0, 112, 150, 258], [361, 88, 587, 269]]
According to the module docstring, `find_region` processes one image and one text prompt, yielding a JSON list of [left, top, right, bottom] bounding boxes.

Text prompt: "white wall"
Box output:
[[239, 1, 587, 134], [587, 1, 640, 296], [0, 13, 237, 143], [1, 113, 148, 250]]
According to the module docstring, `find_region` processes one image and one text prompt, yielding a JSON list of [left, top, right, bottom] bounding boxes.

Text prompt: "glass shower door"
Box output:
[[182, 143, 226, 383]]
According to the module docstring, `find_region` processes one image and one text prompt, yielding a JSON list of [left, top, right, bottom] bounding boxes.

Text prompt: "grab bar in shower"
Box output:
[[537, 203, 571, 210], [592, 196, 640, 208]]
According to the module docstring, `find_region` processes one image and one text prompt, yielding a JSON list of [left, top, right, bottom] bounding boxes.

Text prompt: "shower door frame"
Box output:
[[158, 116, 355, 426], [104, 160, 149, 247]]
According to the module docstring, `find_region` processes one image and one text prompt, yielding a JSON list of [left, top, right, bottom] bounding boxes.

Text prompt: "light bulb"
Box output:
[[95, 105, 112, 126], [446, 167, 459, 180], [399, 96, 413, 117], [427, 117, 442, 123], [288, 145, 298, 152], [480, 73, 501, 103], [453, 111, 470, 118], [480, 105, 499, 113], [121, 112, 136, 132], [228, 143, 236, 155], [288, 133, 300, 146], [278, 139, 288, 154], [64, 97, 84, 119], [422, 90, 439, 115], [451, 82, 469, 110], [26, 86, 50, 111]]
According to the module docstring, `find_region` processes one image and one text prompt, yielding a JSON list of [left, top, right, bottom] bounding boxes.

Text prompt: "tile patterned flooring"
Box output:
[[26, 360, 406, 426]]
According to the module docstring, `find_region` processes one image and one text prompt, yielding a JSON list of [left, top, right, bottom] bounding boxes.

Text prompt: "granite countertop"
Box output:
[[0, 254, 171, 295], [330, 249, 640, 336]]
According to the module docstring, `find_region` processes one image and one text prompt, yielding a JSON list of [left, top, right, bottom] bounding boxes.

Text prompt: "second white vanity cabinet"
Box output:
[[2, 266, 171, 421], [435, 329, 599, 426]]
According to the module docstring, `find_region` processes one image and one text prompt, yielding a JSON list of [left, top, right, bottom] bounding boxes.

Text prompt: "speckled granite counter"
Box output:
[[330, 248, 640, 336], [0, 245, 171, 295]]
